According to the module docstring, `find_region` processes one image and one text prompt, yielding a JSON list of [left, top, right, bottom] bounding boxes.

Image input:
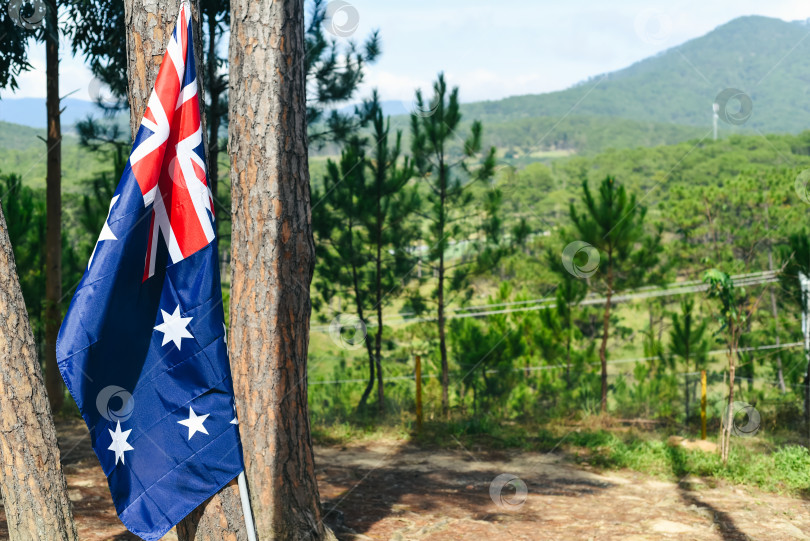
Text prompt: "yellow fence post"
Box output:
[[700, 369, 707, 440], [415, 355, 423, 432]]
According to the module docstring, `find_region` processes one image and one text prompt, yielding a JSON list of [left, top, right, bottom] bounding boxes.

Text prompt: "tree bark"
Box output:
[[44, 0, 63, 415], [122, 1, 246, 538], [229, 0, 334, 538], [0, 205, 78, 540]]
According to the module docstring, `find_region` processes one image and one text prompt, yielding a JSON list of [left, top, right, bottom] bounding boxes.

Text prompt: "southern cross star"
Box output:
[[178, 407, 210, 440], [154, 304, 193, 350]]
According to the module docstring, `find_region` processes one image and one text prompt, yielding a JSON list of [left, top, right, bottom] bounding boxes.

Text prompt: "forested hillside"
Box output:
[[458, 16, 810, 153]]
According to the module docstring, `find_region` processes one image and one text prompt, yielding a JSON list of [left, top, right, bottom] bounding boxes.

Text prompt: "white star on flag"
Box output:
[[88, 194, 120, 268], [154, 304, 193, 349], [178, 407, 209, 440], [108, 421, 134, 466]]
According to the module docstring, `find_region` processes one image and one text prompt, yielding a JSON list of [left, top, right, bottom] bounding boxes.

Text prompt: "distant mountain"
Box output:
[[5, 16, 810, 155], [462, 16, 810, 135], [0, 97, 113, 129]]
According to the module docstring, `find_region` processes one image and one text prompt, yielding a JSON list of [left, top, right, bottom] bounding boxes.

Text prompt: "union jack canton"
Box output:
[[57, 5, 244, 540]]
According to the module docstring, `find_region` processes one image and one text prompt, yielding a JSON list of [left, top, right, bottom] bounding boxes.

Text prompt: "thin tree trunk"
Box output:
[[0, 205, 78, 541], [599, 251, 613, 413], [374, 189, 384, 412], [206, 12, 221, 238], [566, 315, 572, 389], [805, 361, 810, 445], [722, 326, 737, 464], [764, 203, 786, 393], [44, 0, 63, 414], [350, 214, 376, 412], [229, 0, 334, 538], [438, 157, 449, 415], [122, 1, 246, 537], [685, 359, 690, 423], [685, 329, 691, 423]]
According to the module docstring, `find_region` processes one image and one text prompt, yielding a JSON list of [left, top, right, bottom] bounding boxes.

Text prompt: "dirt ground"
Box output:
[[0, 419, 808, 540]]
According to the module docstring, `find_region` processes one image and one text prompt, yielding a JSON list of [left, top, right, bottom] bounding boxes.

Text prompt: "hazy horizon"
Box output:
[[3, 0, 810, 110]]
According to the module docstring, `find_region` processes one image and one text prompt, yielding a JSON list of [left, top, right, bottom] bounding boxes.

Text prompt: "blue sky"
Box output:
[[3, 0, 810, 105]]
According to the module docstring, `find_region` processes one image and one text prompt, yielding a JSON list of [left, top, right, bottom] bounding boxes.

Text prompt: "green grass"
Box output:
[[568, 430, 810, 496], [315, 414, 810, 497]]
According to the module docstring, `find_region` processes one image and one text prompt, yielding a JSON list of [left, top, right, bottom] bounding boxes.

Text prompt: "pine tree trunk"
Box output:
[[206, 12, 221, 239], [599, 250, 613, 413], [122, 1, 246, 537], [44, 0, 63, 415], [374, 204, 384, 412], [350, 215, 376, 413], [684, 360, 690, 423], [438, 158, 449, 415], [0, 205, 78, 541], [229, 0, 334, 538]]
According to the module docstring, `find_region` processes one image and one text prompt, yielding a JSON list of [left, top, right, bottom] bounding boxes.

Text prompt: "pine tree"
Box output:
[[569, 176, 662, 412], [363, 96, 419, 411], [312, 137, 378, 410], [410, 73, 498, 415], [779, 230, 810, 443], [229, 0, 334, 537], [43, 0, 64, 414], [668, 297, 709, 423]]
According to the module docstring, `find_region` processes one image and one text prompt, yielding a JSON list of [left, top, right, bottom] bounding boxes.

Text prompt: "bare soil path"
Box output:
[[0, 420, 808, 540], [317, 440, 810, 541]]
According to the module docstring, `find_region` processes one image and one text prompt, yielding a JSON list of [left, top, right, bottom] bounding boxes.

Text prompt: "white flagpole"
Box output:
[[238, 471, 257, 541]]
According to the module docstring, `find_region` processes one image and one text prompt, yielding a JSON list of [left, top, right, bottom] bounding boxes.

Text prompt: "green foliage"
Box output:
[[409, 73, 501, 309], [703, 269, 741, 332], [570, 175, 663, 293], [574, 431, 810, 495], [0, 172, 45, 336], [306, 0, 380, 144], [450, 284, 522, 413], [66, 0, 129, 106], [0, 3, 36, 90]]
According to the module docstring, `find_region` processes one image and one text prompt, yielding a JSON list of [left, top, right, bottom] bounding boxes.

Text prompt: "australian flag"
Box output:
[[56, 4, 243, 540]]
